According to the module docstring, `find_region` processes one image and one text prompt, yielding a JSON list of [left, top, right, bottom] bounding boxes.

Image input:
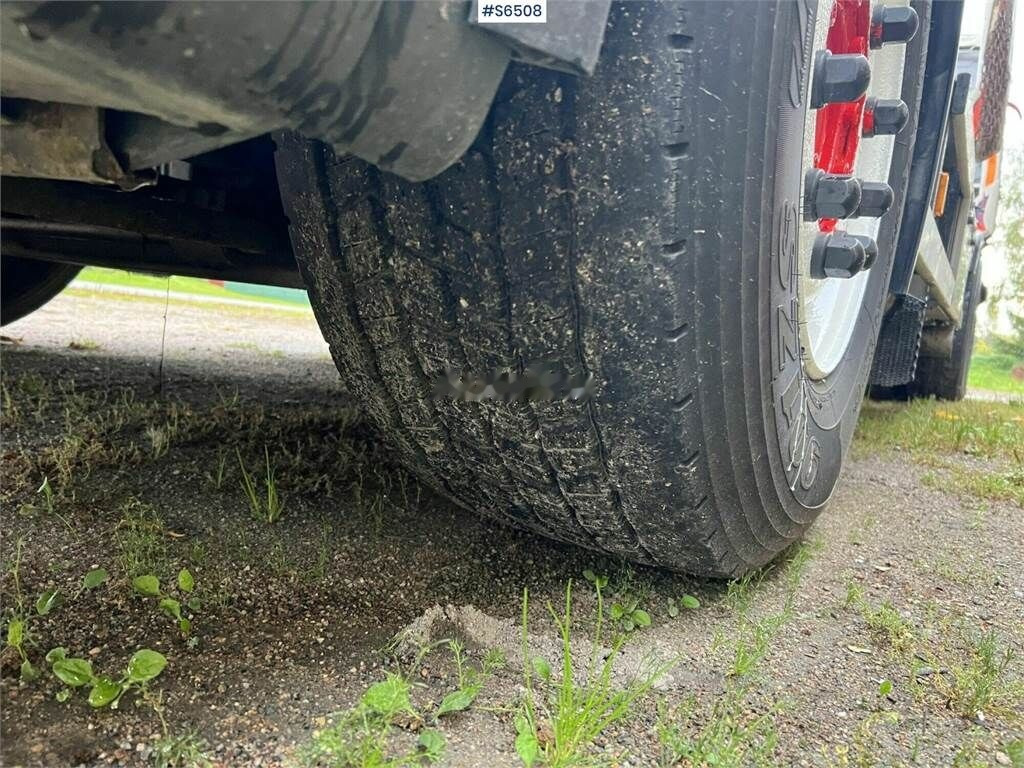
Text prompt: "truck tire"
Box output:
[[1, 255, 80, 326], [276, 1, 918, 576], [911, 248, 983, 401]]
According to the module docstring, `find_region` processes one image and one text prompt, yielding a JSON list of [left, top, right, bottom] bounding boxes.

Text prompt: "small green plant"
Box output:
[[302, 672, 444, 767], [515, 582, 670, 767], [581, 569, 608, 590], [146, 425, 171, 459], [132, 569, 199, 638], [609, 594, 651, 633], [1003, 740, 1024, 767], [151, 729, 212, 768], [862, 601, 916, 654], [724, 568, 764, 614], [37, 475, 55, 514], [824, 711, 899, 768], [667, 594, 700, 618], [33, 475, 72, 529], [237, 446, 285, 523], [657, 692, 778, 768], [48, 647, 167, 708], [938, 630, 1024, 720], [205, 449, 228, 490], [114, 499, 169, 577], [583, 569, 650, 633], [727, 615, 784, 679]]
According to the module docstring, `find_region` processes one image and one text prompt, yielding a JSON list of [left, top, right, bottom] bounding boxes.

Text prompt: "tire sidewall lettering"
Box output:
[[769, 0, 842, 507]]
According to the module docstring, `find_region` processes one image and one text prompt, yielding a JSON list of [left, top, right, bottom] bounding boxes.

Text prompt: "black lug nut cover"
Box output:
[[810, 232, 868, 279], [811, 50, 871, 109], [851, 235, 879, 270], [854, 181, 894, 218], [804, 168, 862, 221], [863, 97, 910, 137], [870, 5, 919, 49]]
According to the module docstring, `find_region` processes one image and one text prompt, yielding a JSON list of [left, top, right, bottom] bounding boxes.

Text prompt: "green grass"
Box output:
[[967, 353, 1024, 395], [920, 462, 1024, 506], [301, 637, 504, 767], [657, 693, 778, 768], [516, 582, 670, 767], [73, 266, 309, 309], [846, 589, 1023, 726], [151, 729, 212, 768], [114, 499, 169, 578], [938, 630, 1024, 721], [855, 399, 1023, 460], [302, 672, 444, 767], [856, 397, 1024, 505], [236, 446, 285, 524]]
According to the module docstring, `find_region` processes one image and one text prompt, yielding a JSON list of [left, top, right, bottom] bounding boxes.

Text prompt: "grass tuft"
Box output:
[[237, 446, 285, 524], [515, 582, 670, 767]]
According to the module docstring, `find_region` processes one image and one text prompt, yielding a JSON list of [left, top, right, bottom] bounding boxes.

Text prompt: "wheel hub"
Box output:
[[798, 0, 915, 380]]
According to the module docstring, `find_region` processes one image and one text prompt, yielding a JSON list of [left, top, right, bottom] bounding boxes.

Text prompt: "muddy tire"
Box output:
[[276, 1, 914, 576], [911, 247, 983, 401], [1, 255, 80, 326]]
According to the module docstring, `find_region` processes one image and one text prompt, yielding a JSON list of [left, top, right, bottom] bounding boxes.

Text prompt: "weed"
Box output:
[[824, 711, 899, 768], [35, 475, 71, 529], [848, 591, 916, 655], [608, 595, 651, 633], [937, 630, 1024, 720], [146, 425, 171, 460], [515, 582, 670, 767], [724, 569, 763, 615], [657, 693, 778, 768], [1004, 740, 1024, 767], [4, 539, 38, 680], [47, 646, 167, 709], [132, 569, 199, 638], [951, 733, 988, 768], [434, 639, 494, 719], [205, 449, 228, 490], [667, 594, 700, 618], [114, 499, 169, 578], [301, 672, 443, 767], [151, 729, 212, 768], [782, 538, 819, 608], [728, 615, 784, 679], [583, 568, 652, 633], [237, 446, 285, 523]]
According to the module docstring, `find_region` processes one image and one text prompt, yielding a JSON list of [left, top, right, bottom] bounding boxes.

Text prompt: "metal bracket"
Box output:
[[469, 0, 611, 75]]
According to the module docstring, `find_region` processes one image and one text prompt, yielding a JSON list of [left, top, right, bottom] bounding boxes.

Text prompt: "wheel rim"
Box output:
[[798, 0, 908, 380]]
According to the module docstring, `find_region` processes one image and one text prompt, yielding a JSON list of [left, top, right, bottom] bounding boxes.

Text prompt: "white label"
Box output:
[[477, 0, 547, 24]]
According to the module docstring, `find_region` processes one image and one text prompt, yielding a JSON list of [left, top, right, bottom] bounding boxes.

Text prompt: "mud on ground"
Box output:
[[1, 291, 1022, 767]]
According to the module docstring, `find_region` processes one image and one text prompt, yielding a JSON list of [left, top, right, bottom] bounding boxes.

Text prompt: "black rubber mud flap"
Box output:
[[910, 247, 984, 400], [869, 293, 929, 388], [275, 1, 917, 576]]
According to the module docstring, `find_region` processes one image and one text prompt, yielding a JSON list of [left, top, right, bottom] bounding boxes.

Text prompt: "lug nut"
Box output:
[[810, 232, 869, 279], [853, 181, 894, 218], [862, 97, 910, 137], [811, 50, 871, 109], [803, 168, 862, 221], [851, 234, 879, 270], [870, 5, 919, 49]]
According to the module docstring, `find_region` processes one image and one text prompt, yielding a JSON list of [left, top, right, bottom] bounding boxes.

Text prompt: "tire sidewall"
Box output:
[[765, 0, 904, 510]]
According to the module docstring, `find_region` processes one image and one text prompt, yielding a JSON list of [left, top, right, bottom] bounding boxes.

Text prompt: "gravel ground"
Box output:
[[1, 289, 1021, 768]]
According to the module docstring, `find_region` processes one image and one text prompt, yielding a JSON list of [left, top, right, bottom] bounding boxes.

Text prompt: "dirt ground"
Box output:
[[2, 288, 1022, 768]]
